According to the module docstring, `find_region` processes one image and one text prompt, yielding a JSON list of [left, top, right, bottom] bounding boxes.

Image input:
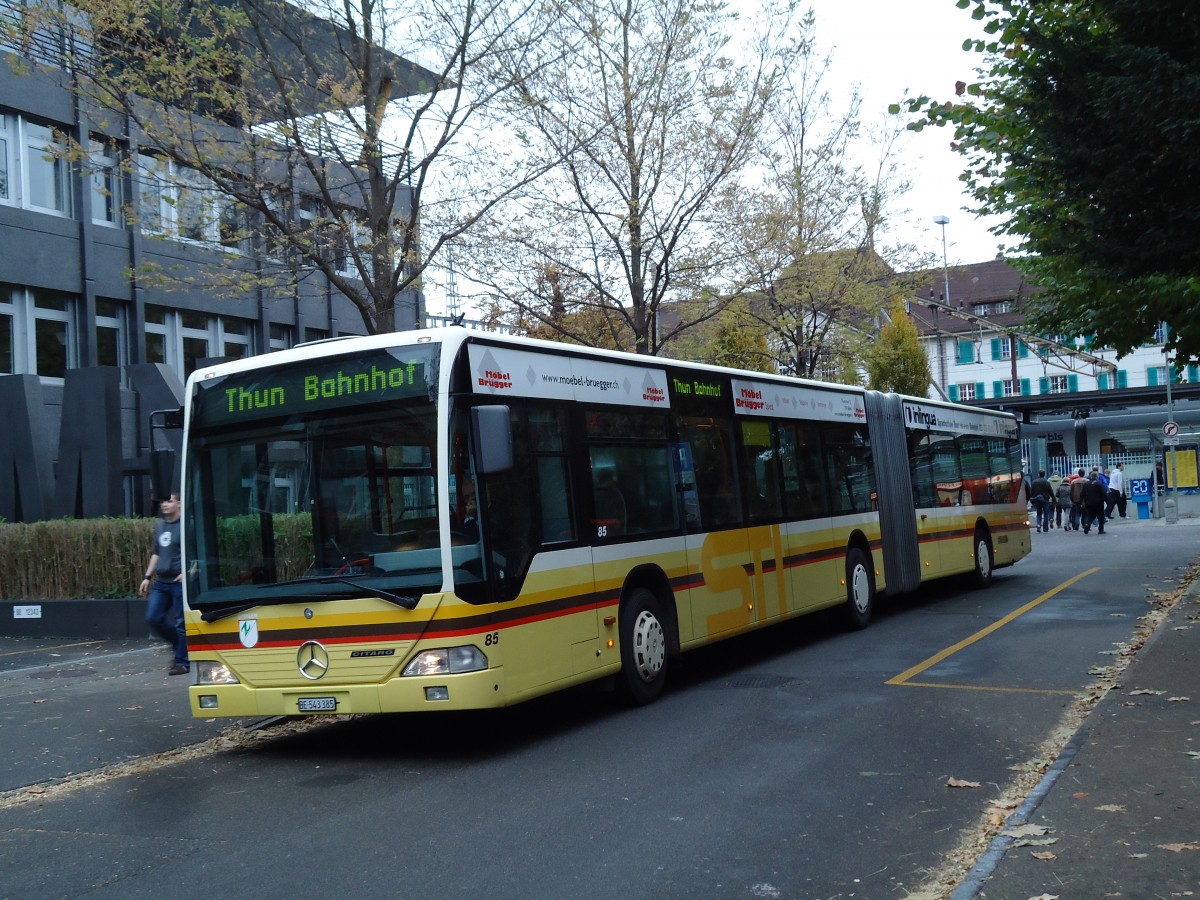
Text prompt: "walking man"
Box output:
[[1106, 463, 1128, 519], [1081, 471, 1108, 535], [139, 493, 189, 675], [1029, 470, 1053, 533]]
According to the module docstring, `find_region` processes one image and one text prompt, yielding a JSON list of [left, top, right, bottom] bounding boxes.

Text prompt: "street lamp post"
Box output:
[[933, 215, 951, 398], [1165, 351, 1179, 523], [933, 215, 951, 306]]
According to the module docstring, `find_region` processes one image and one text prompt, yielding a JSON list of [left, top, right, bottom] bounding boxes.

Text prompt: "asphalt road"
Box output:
[[1, 515, 1196, 900]]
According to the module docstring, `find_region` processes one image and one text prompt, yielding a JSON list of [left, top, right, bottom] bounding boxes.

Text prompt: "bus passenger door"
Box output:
[[674, 417, 758, 640], [909, 433, 956, 577], [777, 422, 837, 613]]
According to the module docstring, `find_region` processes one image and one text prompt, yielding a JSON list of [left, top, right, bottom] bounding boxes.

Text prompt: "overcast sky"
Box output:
[[800, 0, 1008, 266]]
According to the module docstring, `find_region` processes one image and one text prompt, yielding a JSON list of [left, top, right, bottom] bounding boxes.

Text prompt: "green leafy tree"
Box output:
[[897, 0, 1200, 360], [866, 298, 932, 396]]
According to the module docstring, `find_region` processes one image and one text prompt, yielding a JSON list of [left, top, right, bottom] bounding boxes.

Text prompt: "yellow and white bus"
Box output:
[[180, 328, 1030, 717]]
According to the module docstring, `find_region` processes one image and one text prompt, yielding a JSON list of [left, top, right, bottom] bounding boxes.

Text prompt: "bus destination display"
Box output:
[[193, 347, 434, 427]]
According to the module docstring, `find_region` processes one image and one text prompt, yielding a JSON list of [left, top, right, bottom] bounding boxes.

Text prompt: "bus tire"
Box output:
[[971, 528, 994, 589], [843, 546, 874, 631], [616, 587, 669, 705]]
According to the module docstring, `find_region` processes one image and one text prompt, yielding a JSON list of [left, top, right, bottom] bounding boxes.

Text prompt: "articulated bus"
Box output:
[[180, 327, 1031, 717]]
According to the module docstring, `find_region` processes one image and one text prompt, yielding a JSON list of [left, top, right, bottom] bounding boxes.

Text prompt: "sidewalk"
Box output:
[[954, 517, 1200, 899]]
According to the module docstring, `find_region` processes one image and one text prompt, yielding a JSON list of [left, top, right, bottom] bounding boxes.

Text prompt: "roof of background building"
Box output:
[[905, 258, 1043, 337]]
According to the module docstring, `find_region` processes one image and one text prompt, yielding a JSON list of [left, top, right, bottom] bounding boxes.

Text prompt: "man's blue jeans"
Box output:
[[145, 579, 188, 666], [1034, 500, 1051, 532]]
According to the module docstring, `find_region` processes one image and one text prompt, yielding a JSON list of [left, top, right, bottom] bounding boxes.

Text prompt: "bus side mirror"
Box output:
[[149, 449, 177, 501], [472, 405, 513, 475]]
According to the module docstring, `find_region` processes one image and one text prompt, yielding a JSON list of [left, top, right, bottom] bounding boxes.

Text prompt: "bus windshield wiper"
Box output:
[[320, 577, 419, 610]]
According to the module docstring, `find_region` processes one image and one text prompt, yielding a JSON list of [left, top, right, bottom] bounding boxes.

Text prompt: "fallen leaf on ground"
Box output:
[[1031, 851, 1057, 861], [1004, 823, 1051, 838], [1072, 792, 1090, 799], [1167, 696, 1190, 702], [26, 786, 45, 794], [1094, 804, 1126, 813], [1014, 837, 1058, 847], [123, 706, 143, 711], [1026, 894, 1059, 899], [1157, 843, 1200, 852], [947, 777, 981, 788]]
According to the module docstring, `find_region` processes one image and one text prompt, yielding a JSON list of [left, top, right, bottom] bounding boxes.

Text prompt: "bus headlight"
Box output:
[[196, 661, 240, 685], [402, 646, 488, 676]]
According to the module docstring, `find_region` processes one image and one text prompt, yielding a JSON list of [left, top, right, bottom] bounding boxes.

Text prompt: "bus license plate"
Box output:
[[297, 696, 337, 712]]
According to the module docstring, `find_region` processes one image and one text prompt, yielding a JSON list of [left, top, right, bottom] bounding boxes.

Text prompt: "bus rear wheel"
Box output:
[[616, 587, 669, 705], [843, 547, 874, 631]]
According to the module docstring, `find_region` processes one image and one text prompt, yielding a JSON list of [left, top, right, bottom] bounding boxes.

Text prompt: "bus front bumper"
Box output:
[[188, 668, 506, 718]]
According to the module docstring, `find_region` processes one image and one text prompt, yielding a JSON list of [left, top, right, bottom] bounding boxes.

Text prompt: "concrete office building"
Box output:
[[1, 0, 428, 523]]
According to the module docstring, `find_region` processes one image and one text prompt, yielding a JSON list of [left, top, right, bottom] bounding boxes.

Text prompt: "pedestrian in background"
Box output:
[[1106, 463, 1128, 519], [1081, 471, 1107, 535], [1055, 475, 1072, 529], [138, 493, 189, 675], [1029, 470, 1053, 533], [1068, 468, 1087, 531]]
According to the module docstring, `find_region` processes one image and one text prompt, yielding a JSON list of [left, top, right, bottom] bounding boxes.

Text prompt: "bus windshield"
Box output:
[[183, 345, 474, 612]]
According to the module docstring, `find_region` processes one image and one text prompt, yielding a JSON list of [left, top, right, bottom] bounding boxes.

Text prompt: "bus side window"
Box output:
[[591, 463, 627, 536], [823, 423, 876, 514], [675, 415, 742, 531], [740, 419, 781, 523], [780, 421, 827, 519], [585, 409, 677, 540]]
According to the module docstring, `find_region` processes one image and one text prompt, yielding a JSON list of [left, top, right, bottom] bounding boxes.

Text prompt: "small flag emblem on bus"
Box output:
[[239, 619, 259, 649]]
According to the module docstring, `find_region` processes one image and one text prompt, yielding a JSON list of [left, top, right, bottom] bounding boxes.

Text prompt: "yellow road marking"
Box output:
[[0, 640, 103, 659], [887, 567, 1101, 689], [897, 681, 1077, 696]]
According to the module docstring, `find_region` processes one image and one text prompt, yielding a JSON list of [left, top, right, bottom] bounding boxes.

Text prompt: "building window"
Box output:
[[0, 287, 76, 377], [0, 291, 12, 374], [303, 327, 329, 343], [89, 138, 124, 226], [269, 324, 291, 351], [138, 153, 242, 249], [23, 121, 71, 214], [33, 290, 72, 377], [95, 298, 126, 367], [1048, 375, 1068, 394], [143, 305, 257, 380], [993, 301, 1012, 314], [221, 318, 253, 360], [0, 114, 9, 202], [1154, 322, 1168, 345], [956, 382, 977, 401]]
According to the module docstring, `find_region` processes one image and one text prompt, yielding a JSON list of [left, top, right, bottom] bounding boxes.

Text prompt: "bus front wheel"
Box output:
[[972, 529, 994, 588], [843, 547, 874, 631], [616, 587, 669, 705]]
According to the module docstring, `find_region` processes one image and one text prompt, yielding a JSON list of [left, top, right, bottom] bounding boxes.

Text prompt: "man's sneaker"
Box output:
[[168, 663, 190, 676]]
